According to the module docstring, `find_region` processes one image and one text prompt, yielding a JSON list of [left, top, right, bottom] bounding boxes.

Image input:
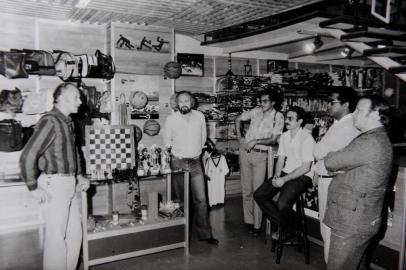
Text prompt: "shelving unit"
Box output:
[[80, 172, 189, 270]]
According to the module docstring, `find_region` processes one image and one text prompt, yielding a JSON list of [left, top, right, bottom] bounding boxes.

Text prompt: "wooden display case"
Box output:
[[80, 172, 189, 269]]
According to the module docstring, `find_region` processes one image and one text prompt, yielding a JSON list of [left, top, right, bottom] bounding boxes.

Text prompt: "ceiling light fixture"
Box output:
[[340, 46, 355, 59], [75, 0, 92, 8], [304, 35, 323, 54]]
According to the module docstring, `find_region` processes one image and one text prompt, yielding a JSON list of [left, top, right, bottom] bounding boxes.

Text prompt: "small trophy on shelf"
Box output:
[[149, 144, 161, 175], [137, 144, 148, 176], [161, 144, 172, 174]]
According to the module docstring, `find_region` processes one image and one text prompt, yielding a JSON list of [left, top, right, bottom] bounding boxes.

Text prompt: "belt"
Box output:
[[46, 173, 76, 177], [318, 175, 333, 179], [252, 148, 268, 153]]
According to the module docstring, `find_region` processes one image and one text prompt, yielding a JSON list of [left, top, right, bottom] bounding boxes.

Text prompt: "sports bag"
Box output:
[[87, 50, 115, 79], [0, 119, 24, 152], [0, 51, 28, 79], [53, 50, 79, 81], [0, 88, 23, 113], [11, 49, 56, 75]]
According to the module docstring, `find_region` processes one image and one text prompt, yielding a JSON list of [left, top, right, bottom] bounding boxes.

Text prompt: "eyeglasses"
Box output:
[[329, 99, 341, 105], [260, 99, 270, 103]]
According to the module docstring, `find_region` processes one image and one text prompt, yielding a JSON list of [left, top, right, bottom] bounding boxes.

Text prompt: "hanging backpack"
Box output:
[[52, 50, 79, 81], [87, 49, 115, 79], [0, 51, 28, 79]]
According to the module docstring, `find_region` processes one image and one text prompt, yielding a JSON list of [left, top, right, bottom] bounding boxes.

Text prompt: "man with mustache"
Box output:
[[163, 91, 218, 245]]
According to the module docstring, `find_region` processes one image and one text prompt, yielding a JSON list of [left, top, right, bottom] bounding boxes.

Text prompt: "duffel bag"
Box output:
[[11, 49, 56, 75], [0, 51, 28, 79], [53, 50, 79, 81], [87, 49, 115, 79], [0, 119, 24, 152], [0, 88, 23, 113]]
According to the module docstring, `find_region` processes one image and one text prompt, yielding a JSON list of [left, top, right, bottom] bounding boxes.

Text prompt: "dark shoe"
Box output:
[[200, 237, 219, 246], [246, 224, 254, 234], [252, 228, 261, 237]]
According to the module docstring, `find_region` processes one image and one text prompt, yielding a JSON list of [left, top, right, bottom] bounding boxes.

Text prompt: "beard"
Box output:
[[179, 106, 192, 114]]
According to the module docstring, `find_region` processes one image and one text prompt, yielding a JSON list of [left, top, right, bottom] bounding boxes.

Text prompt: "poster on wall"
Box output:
[[266, 60, 288, 73], [177, 53, 204, 77], [114, 29, 171, 54]]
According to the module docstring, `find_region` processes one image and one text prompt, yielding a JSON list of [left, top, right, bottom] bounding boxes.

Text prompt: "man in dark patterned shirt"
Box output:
[[20, 82, 90, 270], [324, 95, 393, 270]]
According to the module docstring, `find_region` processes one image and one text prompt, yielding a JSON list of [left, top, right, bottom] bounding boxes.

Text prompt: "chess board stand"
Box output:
[[80, 172, 189, 269]]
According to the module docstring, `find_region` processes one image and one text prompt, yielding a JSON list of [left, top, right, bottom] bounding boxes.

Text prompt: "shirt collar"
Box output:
[[50, 107, 72, 124], [362, 126, 386, 136], [336, 113, 353, 124]]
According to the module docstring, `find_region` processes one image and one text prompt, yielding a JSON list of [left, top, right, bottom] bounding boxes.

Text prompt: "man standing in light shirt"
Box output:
[[254, 106, 314, 237], [313, 87, 360, 263], [235, 90, 284, 235], [163, 91, 218, 245]]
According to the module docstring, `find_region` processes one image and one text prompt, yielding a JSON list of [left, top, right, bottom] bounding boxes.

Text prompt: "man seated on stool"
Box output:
[[254, 106, 315, 238]]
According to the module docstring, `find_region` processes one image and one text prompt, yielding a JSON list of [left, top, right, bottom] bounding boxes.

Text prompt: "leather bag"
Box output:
[[0, 119, 24, 152]]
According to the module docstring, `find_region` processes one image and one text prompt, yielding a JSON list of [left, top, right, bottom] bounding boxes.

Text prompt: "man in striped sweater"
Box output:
[[20, 82, 90, 270]]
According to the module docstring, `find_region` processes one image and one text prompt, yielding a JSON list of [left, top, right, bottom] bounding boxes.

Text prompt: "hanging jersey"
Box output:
[[203, 153, 229, 207]]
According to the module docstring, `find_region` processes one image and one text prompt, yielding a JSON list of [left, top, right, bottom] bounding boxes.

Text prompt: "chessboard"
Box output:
[[85, 125, 136, 176]]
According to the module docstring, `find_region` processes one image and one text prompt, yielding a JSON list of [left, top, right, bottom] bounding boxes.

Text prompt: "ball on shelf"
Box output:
[[164, 61, 182, 79], [130, 91, 148, 110], [143, 119, 160, 136]]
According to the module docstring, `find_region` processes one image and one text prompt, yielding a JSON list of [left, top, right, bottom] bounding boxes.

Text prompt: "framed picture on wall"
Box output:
[[177, 53, 204, 77], [266, 60, 288, 73]]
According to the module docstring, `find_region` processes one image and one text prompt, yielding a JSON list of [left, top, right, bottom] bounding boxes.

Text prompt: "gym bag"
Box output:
[[0, 119, 24, 152], [53, 50, 79, 81], [0, 51, 28, 79], [0, 88, 23, 113], [87, 50, 115, 79], [11, 49, 56, 76]]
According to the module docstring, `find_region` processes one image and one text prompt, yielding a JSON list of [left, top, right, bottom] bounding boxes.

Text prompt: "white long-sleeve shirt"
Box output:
[[313, 113, 361, 176], [163, 110, 207, 158]]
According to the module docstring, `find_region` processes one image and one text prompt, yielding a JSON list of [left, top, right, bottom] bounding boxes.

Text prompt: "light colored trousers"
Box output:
[[239, 148, 267, 230], [38, 174, 82, 270], [318, 176, 332, 264]]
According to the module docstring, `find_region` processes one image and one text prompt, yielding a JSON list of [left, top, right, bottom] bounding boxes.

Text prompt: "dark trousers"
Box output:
[[327, 228, 374, 270], [254, 174, 312, 231], [171, 157, 212, 239]]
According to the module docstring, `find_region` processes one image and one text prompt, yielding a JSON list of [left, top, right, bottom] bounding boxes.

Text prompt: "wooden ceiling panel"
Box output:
[[0, 0, 325, 35]]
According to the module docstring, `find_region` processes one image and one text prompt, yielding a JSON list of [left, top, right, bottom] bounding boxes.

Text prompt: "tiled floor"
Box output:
[[0, 197, 326, 270]]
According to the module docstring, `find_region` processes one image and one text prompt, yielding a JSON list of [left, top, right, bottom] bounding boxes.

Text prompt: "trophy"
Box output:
[[149, 144, 161, 175], [137, 144, 148, 176], [161, 144, 172, 174]]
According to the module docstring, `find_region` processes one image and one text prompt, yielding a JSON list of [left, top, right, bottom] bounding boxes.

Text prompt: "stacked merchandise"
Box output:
[[329, 71, 344, 86]]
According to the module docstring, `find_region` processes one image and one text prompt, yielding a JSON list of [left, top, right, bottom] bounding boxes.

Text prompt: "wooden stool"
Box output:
[[269, 195, 310, 264]]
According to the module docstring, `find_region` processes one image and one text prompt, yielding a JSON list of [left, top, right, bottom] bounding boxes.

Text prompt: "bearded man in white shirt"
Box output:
[[163, 91, 218, 246], [313, 87, 360, 263]]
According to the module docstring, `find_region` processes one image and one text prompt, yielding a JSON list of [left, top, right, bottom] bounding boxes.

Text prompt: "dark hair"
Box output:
[[257, 89, 283, 111], [362, 95, 391, 127], [288, 106, 308, 127], [332, 86, 359, 112], [53, 82, 77, 104], [175, 91, 196, 109]]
